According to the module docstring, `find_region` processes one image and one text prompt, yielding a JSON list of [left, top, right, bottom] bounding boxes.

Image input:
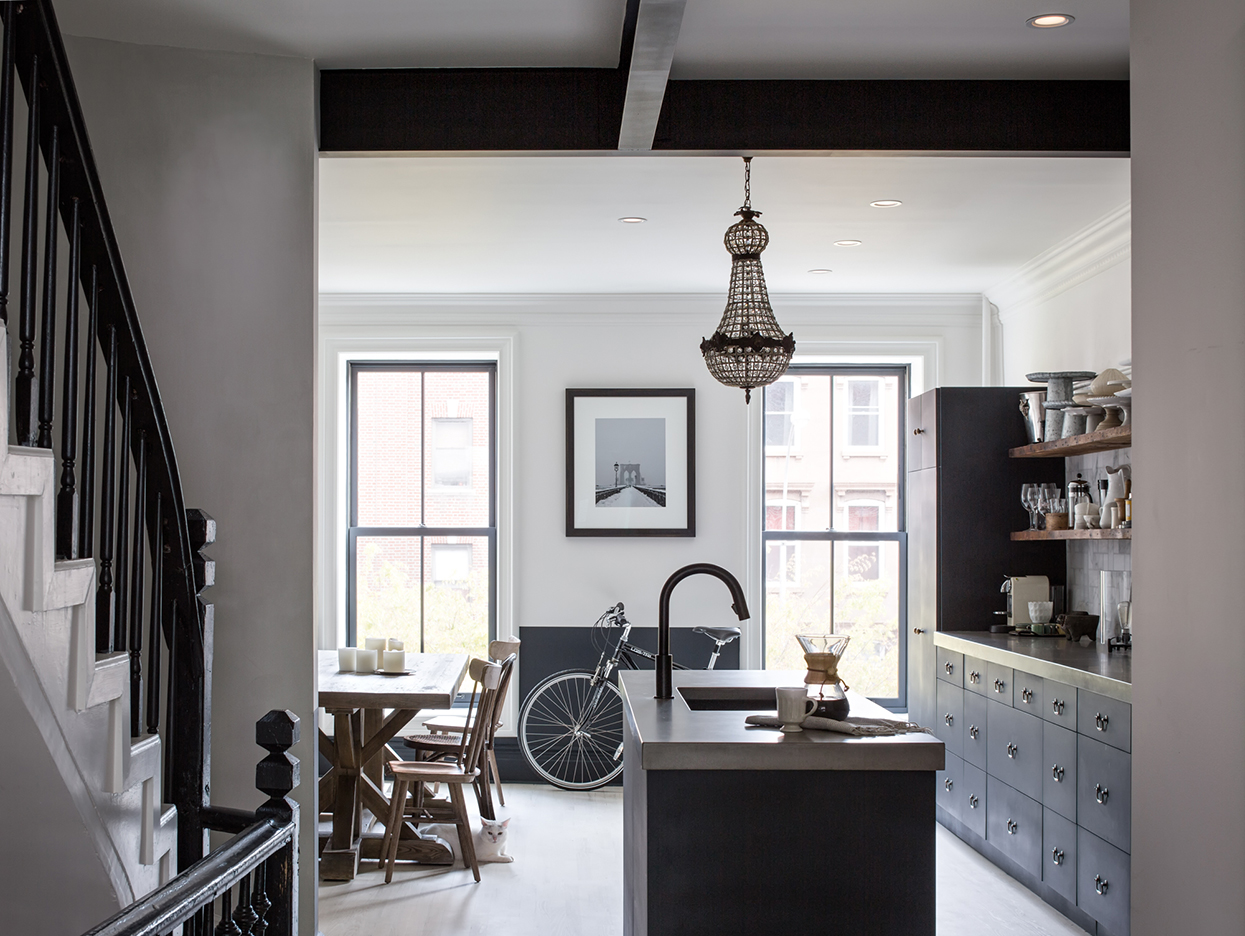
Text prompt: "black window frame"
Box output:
[[346, 362, 498, 664], [761, 364, 909, 712]]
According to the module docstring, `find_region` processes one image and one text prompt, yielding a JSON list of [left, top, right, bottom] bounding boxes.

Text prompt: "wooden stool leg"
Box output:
[[488, 746, 505, 806], [450, 784, 480, 882], [382, 779, 409, 884]]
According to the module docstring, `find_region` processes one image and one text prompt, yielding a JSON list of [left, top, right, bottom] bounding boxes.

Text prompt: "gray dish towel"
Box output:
[[744, 714, 932, 736]]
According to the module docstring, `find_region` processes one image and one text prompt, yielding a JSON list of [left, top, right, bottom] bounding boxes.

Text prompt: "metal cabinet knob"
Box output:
[[945, 661, 954, 675], [1052, 764, 1065, 782], [944, 778, 953, 791], [1095, 712, 1110, 732], [1006, 818, 1018, 835], [944, 713, 954, 727], [1095, 784, 1110, 805], [994, 678, 1006, 693], [1095, 875, 1109, 896], [1051, 847, 1065, 866], [913, 428, 925, 435], [1006, 742, 1018, 759], [969, 725, 979, 740], [968, 794, 979, 809], [913, 628, 926, 635], [1052, 699, 1065, 715], [969, 671, 980, 683]]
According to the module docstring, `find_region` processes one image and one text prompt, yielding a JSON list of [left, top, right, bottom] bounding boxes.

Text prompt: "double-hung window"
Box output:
[[348, 363, 497, 659], [762, 366, 908, 709]]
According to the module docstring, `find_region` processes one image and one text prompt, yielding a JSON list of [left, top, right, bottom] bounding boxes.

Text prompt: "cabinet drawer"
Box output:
[[937, 752, 964, 823], [987, 775, 1042, 878], [1042, 721, 1077, 821], [963, 691, 989, 770], [964, 655, 989, 697], [1078, 827, 1130, 935], [936, 680, 965, 758], [987, 662, 1013, 704], [1043, 680, 1077, 731], [962, 762, 987, 839], [936, 647, 964, 687], [1013, 670, 1044, 716], [987, 701, 1044, 801], [1042, 807, 1077, 904], [1078, 735, 1132, 852], [1078, 689, 1131, 753]]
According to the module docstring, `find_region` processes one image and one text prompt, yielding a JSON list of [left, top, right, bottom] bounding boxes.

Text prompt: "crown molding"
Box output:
[[987, 201, 1130, 322]]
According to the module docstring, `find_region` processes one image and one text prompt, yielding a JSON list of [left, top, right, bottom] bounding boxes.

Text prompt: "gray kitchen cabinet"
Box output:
[[907, 465, 938, 733], [1043, 807, 1078, 903], [1078, 735, 1132, 852], [936, 680, 965, 759], [964, 655, 989, 696], [987, 661, 1013, 704], [987, 775, 1043, 878], [1078, 827, 1131, 935], [1013, 670, 1044, 716], [1079, 688, 1132, 753], [963, 691, 989, 770], [962, 762, 987, 838], [987, 700, 1044, 802], [1044, 681, 1078, 731], [937, 647, 964, 686], [938, 752, 964, 822], [1043, 721, 1078, 821]]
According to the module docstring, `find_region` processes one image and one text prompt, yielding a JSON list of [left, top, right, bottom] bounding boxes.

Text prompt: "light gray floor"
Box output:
[[318, 784, 1089, 936]]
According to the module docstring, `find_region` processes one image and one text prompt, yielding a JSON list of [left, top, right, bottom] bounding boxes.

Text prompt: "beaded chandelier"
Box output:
[[700, 157, 795, 403]]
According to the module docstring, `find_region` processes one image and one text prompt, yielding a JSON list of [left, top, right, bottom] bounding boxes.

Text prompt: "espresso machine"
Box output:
[[996, 575, 1051, 631]]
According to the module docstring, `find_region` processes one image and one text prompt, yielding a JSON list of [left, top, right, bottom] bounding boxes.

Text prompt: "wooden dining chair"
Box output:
[[380, 659, 501, 883], [409, 638, 520, 806]]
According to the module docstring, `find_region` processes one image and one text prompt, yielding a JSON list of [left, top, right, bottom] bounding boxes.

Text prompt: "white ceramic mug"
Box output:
[[776, 687, 817, 732]]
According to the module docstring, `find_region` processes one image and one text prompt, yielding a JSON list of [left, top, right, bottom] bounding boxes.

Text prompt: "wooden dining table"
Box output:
[[317, 650, 469, 881]]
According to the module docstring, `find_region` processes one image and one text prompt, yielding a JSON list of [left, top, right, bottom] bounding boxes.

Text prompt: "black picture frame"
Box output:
[[565, 388, 696, 537]]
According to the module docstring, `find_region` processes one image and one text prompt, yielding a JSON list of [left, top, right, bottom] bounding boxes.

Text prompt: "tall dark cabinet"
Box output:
[[905, 388, 1064, 729]]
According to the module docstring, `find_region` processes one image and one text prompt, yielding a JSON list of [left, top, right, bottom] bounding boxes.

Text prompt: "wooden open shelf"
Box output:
[[1010, 528, 1131, 541], [1009, 425, 1131, 458]]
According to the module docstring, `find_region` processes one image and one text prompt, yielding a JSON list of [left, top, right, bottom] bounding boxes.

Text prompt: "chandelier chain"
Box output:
[[743, 156, 751, 209]]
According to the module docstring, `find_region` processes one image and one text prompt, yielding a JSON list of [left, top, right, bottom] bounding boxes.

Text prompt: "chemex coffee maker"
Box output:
[[796, 634, 851, 721], [996, 575, 1051, 633]]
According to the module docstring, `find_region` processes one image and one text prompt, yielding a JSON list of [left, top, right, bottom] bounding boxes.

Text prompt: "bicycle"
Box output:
[[518, 602, 741, 790]]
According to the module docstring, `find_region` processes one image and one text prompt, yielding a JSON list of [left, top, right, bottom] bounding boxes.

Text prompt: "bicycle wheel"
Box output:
[[519, 669, 625, 790]]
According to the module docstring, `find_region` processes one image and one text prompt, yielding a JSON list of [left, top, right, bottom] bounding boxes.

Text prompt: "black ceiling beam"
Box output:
[[318, 73, 1129, 154]]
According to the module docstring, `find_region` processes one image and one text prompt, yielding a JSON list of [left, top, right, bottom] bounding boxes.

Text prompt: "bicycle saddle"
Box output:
[[693, 626, 741, 643]]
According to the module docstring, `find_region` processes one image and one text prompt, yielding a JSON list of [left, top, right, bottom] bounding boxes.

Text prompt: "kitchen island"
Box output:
[[621, 669, 945, 936]]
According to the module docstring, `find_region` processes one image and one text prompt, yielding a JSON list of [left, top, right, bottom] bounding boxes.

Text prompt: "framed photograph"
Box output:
[[566, 389, 695, 537]]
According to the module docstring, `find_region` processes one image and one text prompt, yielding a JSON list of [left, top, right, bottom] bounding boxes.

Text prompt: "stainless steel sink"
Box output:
[[677, 686, 777, 711]]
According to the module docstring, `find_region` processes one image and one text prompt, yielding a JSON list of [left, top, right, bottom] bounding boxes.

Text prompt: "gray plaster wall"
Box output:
[[62, 36, 317, 930], [1131, 0, 1245, 931]]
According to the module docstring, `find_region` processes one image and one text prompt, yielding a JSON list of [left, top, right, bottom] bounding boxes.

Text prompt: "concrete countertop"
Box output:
[[936, 631, 1131, 703], [620, 669, 945, 772]]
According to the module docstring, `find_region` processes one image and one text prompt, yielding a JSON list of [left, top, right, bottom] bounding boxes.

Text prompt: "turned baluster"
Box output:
[[113, 377, 131, 652], [251, 862, 271, 936], [216, 887, 243, 936], [233, 875, 259, 936], [145, 494, 163, 735], [78, 269, 98, 558], [56, 198, 81, 559], [14, 53, 37, 444], [35, 123, 58, 449], [95, 325, 117, 652], [129, 430, 146, 737], [0, 9, 15, 328]]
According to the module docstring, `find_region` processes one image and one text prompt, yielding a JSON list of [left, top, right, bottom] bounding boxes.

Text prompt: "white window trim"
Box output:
[[317, 325, 516, 729]]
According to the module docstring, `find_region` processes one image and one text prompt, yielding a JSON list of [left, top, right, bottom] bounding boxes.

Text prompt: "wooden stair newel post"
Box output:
[[255, 709, 300, 936]]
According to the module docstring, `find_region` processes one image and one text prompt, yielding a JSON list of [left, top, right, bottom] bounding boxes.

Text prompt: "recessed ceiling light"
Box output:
[[618, 216, 647, 224], [808, 269, 833, 275], [870, 200, 902, 208], [834, 240, 862, 247], [1027, 13, 1074, 28]]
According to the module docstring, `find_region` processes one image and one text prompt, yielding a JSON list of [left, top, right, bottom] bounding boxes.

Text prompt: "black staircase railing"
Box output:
[[81, 712, 301, 936], [0, 0, 217, 873]]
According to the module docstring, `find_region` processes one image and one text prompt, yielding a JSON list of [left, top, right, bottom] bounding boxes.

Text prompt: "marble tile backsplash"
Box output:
[[1065, 448, 1132, 615]]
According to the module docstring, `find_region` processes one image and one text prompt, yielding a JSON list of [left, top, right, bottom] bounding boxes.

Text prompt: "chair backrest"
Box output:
[[489, 638, 521, 662], [490, 652, 518, 733], [458, 660, 502, 771]]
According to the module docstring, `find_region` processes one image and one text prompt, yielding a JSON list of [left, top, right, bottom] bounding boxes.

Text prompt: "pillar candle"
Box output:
[[356, 648, 378, 672], [337, 647, 357, 672], [382, 650, 406, 673]]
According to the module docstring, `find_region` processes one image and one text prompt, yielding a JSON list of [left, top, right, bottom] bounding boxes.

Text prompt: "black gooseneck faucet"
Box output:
[[656, 563, 750, 699]]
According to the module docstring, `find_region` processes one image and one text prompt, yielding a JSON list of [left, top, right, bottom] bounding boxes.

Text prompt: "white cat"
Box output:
[[475, 816, 513, 863]]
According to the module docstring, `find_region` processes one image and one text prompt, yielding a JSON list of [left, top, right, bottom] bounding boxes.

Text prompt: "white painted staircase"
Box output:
[[0, 328, 176, 933]]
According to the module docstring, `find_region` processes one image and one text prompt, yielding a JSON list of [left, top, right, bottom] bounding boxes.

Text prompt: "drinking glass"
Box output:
[[1021, 484, 1037, 529]]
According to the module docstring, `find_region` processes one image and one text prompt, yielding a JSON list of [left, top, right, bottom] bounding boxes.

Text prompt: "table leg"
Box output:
[[320, 710, 362, 881]]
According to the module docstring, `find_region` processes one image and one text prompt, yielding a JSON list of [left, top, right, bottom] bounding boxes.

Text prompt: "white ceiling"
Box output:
[[318, 155, 1130, 295], [56, 0, 1128, 76]]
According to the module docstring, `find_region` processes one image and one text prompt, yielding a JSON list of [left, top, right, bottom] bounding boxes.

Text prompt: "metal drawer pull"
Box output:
[[1006, 819, 1018, 835], [968, 794, 979, 809], [1095, 712, 1110, 732], [1051, 847, 1064, 866], [1095, 784, 1110, 805], [994, 678, 1006, 693], [969, 671, 981, 684], [944, 714, 954, 727], [944, 778, 953, 791], [1006, 742, 1018, 759], [1052, 764, 1064, 782], [969, 725, 979, 740], [1021, 687, 1033, 703], [1095, 875, 1109, 896], [945, 661, 954, 675], [1051, 698, 1065, 715], [913, 628, 925, 635], [913, 428, 925, 435]]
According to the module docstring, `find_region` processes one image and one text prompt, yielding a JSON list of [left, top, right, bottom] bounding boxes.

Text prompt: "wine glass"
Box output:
[[1020, 484, 1037, 530], [1026, 485, 1044, 530]]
